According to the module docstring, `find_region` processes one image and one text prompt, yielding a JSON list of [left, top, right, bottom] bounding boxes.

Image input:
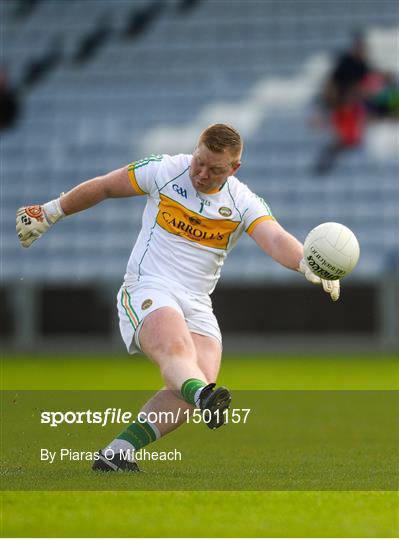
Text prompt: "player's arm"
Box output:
[[249, 219, 340, 301], [250, 219, 303, 270], [16, 165, 140, 248], [59, 165, 138, 215]]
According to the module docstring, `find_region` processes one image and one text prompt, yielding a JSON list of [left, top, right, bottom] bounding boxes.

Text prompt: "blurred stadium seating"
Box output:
[[2, 0, 398, 349], [3, 0, 399, 281]]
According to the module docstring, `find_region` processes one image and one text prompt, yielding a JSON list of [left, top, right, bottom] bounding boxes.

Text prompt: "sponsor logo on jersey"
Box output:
[[141, 299, 153, 310], [157, 194, 240, 250], [172, 184, 187, 199], [218, 207, 232, 217]]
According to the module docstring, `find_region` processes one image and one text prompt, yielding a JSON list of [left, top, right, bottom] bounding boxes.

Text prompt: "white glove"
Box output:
[[16, 198, 65, 248], [298, 258, 340, 301]]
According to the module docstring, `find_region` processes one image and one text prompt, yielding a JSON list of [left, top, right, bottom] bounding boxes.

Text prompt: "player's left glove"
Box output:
[[16, 198, 65, 248], [298, 258, 340, 301]]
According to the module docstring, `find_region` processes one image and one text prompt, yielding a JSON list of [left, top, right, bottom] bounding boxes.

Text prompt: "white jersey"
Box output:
[[124, 153, 274, 294]]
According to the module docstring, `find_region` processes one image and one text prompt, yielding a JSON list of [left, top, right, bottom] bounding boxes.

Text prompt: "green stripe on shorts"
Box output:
[[121, 288, 140, 329]]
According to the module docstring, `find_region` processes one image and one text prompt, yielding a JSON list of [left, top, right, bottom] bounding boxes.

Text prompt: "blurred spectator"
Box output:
[[0, 69, 19, 131], [313, 33, 370, 175], [326, 32, 370, 107], [363, 71, 399, 119], [313, 32, 399, 175]]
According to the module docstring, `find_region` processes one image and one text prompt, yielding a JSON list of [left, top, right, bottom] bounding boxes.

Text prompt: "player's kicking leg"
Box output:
[[138, 308, 230, 427], [191, 332, 231, 429], [93, 308, 230, 472]]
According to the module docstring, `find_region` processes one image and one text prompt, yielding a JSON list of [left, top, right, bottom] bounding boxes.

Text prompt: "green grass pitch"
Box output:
[[1, 353, 398, 537]]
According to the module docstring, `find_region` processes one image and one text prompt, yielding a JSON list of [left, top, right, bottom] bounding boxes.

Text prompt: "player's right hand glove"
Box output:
[[298, 258, 340, 302], [16, 198, 65, 248]]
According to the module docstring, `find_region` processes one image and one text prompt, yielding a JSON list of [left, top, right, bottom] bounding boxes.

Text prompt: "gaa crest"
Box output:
[[141, 299, 153, 310], [218, 207, 232, 217]]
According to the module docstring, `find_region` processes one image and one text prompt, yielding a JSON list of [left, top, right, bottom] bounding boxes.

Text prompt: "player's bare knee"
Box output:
[[158, 335, 195, 361]]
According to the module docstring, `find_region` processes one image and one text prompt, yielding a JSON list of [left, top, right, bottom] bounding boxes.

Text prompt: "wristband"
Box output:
[[42, 198, 65, 225]]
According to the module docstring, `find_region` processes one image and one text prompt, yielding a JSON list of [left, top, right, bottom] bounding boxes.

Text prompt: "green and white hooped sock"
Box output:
[[104, 419, 160, 459], [181, 378, 206, 407]]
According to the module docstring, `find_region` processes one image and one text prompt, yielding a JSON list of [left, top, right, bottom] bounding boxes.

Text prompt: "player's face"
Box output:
[[190, 144, 240, 193]]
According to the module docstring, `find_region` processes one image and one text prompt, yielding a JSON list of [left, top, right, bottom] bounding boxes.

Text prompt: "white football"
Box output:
[[304, 222, 360, 280]]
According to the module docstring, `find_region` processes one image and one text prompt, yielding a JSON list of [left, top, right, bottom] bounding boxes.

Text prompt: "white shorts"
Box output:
[[117, 279, 222, 355]]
